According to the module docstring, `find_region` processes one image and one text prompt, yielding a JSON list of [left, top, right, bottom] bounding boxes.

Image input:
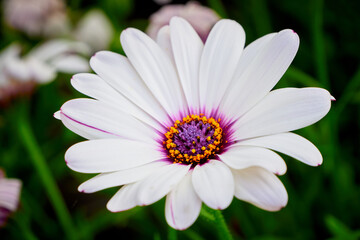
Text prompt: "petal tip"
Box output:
[[170, 16, 182, 23], [53, 111, 61, 120], [330, 95, 336, 101], [106, 204, 117, 213]]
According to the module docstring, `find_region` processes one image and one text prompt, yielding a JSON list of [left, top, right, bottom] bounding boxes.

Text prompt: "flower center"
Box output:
[[164, 114, 223, 165]]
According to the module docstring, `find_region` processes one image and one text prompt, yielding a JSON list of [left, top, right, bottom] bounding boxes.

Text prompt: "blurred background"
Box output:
[[0, 0, 359, 239]]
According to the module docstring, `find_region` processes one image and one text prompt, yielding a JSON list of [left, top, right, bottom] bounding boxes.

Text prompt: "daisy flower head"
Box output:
[[56, 17, 333, 230]]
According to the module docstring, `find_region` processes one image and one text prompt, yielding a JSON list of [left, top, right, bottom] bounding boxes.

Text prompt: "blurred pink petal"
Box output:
[[147, 1, 220, 42], [3, 0, 70, 37], [0, 169, 22, 227]]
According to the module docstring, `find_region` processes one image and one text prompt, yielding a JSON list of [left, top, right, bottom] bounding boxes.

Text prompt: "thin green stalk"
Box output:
[[207, 0, 228, 18], [250, 0, 272, 35], [199, 206, 215, 223], [285, 67, 322, 87], [16, 103, 77, 240], [213, 210, 233, 240], [70, 0, 82, 9], [184, 229, 206, 240], [168, 227, 177, 240], [311, 0, 338, 173], [335, 66, 360, 117], [312, 0, 330, 90], [201, 207, 233, 240], [13, 214, 38, 240]]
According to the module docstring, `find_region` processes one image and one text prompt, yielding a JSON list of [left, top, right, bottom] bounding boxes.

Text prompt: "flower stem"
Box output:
[[213, 210, 233, 240], [201, 207, 233, 240], [285, 67, 322, 87], [16, 102, 77, 240], [168, 227, 177, 240], [250, 0, 272, 35], [335, 66, 360, 117], [312, 0, 330, 90], [207, 0, 228, 18], [13, 213, 38, 240]]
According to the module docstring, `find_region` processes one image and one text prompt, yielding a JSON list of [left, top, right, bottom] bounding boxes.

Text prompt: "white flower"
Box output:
[[3, 0, 70, 37], [0, 40, 90, 103], [74, 9, 114, 52], [0, 169, 22, 227], [56, 17, 333, 230], [147, 1, 219, 42]]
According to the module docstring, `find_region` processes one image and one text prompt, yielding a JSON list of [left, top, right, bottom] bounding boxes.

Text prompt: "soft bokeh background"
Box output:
[[1, 0, 360, 239]]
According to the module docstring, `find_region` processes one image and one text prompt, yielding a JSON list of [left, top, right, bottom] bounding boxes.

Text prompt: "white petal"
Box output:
[[156, 26, 174, 63], [60, 98, 155, 142], [233, 167, 288, 211], [234, 132, 322, 166], [121, 28, 187, 120], [199, 19, 245, 115], [71, 73, 161, 131], [50, 55, 90, 73], [90, 51, 168, 130], [28, 40, 90, 62], [232, 87, 332, 140], [26, 57, 56, 83], [65, 139, 164, 173], [0, 44, 21, 67], [53, 111, 61, 120], [60, 111, 108, 139], [71, 73, 128, 106], [221, 30, 299, 119], [71, 73, 163, 132], [233, 33, 276, 76], [106, 183, 140, 212], [170, 17, 203, 111], [137, 163, 191, 206], [219, 146, 287, 175], [4, 57, 32, 82], [192, 160, 234, 209], [78, 160, 169, 193], [165, 173, 202, 230]]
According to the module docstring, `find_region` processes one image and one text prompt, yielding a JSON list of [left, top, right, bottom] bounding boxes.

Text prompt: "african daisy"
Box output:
[[55, 17, 333, 230]]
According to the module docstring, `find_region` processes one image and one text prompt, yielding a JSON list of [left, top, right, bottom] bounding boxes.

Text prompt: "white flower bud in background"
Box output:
[[74, 9, 114, 53]]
